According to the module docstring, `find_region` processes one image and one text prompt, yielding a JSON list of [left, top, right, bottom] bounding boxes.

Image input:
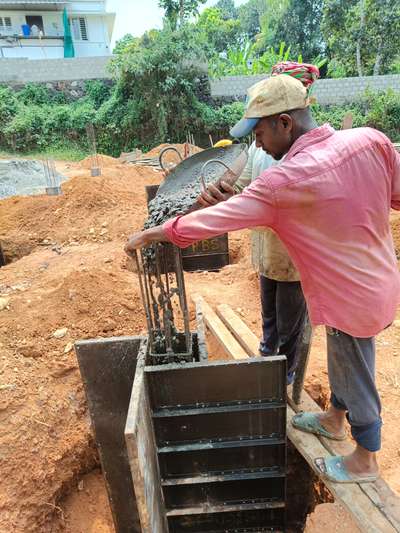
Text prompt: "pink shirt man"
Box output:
[[164, 124, 400, 338]]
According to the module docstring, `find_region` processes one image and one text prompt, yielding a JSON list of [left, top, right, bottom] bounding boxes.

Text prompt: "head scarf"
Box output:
[[271, 61, 320, 93]]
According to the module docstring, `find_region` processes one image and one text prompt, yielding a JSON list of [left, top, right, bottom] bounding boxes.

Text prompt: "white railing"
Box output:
[[0, 26, 64, 38]]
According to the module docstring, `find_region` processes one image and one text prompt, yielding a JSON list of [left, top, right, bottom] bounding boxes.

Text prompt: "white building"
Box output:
[[0, 0, 115, 59]]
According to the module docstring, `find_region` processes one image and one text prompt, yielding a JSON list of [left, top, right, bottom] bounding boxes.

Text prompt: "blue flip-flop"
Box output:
[[292, 412, 346, 441], [315, 456, 378, 484]]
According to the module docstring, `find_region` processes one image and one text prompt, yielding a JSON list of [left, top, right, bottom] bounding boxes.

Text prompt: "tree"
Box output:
[[113, 33, 137, 55], [103, 26, 209, 150], [322, 0, 400, 77], [273, 0, 325, 61], [238, 0, 267, 41], [159, 0, 207, 30], [215, 0, 238, 20], [256, 0, 289, 50], [197, 7, 241, 53]]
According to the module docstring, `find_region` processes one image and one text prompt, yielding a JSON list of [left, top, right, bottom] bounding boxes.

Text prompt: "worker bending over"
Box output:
[[125, 73, 400, 484]]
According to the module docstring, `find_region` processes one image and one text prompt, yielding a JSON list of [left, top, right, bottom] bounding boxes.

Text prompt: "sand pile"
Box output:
[[79, 154, 120, 170], [0, 160, 161, 263], [143, 142, 202, 163]]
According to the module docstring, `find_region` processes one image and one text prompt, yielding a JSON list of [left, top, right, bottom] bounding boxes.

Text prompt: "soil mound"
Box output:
[[0, 164, 161, 262], [79, 154, 120, 169]]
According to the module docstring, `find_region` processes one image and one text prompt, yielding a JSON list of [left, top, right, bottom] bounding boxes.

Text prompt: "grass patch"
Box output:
[[0, 143, 89, 162]]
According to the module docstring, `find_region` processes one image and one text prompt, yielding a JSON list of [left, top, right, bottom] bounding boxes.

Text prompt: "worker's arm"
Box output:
[[165, 173, 276, 248], [391, 147, 400, 210], [125, 172, 276, 252], [197, 142, 255, 207], [125, 226, 167, 254]]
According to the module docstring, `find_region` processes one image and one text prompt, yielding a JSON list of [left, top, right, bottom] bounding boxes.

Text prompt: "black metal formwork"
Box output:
[[145, 356, 287, 532], [75, 336, 145, 533]]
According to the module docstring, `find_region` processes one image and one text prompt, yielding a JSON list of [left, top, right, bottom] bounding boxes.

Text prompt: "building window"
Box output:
[[25, 15, 44, 35], [0, 17, 12, 33], [70, 17, 88, 41]]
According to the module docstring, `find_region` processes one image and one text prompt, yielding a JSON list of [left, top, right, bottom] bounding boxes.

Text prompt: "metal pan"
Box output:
[[146, 144, 248, 227], [157, 144, 248, 196]]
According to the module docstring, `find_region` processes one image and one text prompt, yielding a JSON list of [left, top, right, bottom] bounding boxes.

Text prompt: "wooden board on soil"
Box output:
[[199, 296, 400, 533]]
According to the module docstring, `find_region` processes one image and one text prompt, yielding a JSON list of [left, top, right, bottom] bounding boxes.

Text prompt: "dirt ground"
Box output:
[[0, 147, 399, 532]]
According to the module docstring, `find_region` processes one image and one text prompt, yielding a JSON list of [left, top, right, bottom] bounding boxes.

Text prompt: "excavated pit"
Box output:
[[53, 440, 332, 532]]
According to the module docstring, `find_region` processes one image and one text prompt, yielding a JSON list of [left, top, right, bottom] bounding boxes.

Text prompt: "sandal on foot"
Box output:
[[315, 456, 378, 484], [292, 412, 346, 441]]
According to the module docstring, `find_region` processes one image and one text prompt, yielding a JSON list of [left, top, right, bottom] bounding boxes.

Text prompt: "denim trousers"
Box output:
[[259, 275, 307, 382], [327, 327, 382, 452]]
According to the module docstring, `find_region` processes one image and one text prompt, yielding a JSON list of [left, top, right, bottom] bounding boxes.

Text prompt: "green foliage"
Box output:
[[215, 0, 238, 20], [209, 41, 304, 78], [362, 89, 400, 141], [197, 7, 241, 53], [257, 0, 290, 51], [0, 86, 96, 152], [1, 8, 399, 160], [237, 0, 266, 41], [84, 80, 112, 108], [312, 89, 400, 141], [201, 101, 245, 136], [322, 0, 400, 76], [159, 0, 206, 30], [97, 25, 209, 154], [272, 0, 325, 60], [326, 58, 348, 79], [0, 143, 89, 162], [16, 83, 53, 105], [113, 33, 138, 55], [0, 86, 18, 122], [390, 57, 400, 75]]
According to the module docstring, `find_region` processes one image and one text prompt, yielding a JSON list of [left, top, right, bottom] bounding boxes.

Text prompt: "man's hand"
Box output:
[[124, 225, 168, 255], [197, 180, 235, 208]]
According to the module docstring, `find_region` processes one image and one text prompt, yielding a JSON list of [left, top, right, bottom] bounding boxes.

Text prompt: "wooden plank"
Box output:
[[288, 386, 400, 532], [216, 303, 259, 355], [341, 111, 354, 130], [125, 339, 168, 533], [191, 294, 248, 359], [202, 305, 398, 533], [287, 404, 397, 533]]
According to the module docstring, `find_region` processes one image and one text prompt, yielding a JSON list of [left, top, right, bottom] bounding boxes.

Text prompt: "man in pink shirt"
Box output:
[[125, 74, 400, 484]]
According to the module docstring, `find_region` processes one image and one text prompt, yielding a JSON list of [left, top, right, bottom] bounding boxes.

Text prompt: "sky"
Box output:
[[106, 0, 245, 49]]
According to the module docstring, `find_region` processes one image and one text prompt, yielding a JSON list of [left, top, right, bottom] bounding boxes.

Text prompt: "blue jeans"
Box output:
[[259, 275, 307, 383], [327, 327, 382, 452]]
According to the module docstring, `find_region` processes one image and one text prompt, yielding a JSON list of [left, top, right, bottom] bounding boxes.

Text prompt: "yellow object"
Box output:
[[213, 139, 233, 148]]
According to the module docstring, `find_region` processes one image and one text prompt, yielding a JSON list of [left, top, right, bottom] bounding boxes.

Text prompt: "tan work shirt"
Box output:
[[234, 142, 300, 281]]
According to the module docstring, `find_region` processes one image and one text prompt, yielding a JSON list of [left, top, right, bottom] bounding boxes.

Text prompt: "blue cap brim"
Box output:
[[230, 117, 260, 138]]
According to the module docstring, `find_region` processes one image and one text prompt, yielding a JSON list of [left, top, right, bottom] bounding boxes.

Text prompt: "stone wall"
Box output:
[[0, 56, 112, 84], [210, 74, 400, 105]]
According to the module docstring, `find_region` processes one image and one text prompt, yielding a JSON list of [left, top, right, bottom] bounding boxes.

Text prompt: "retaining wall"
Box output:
[[0, 56, 112, 84], [210, 74, 400, 105]]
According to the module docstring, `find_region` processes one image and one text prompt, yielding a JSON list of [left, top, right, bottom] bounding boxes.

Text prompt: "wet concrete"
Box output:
[[145, 144, 248, 228]]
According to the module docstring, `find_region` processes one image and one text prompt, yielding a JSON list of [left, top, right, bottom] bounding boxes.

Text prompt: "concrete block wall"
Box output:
[[0, 56, 112, 83], [210, 74, 400, 105]]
